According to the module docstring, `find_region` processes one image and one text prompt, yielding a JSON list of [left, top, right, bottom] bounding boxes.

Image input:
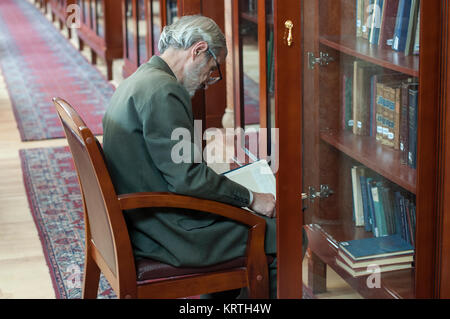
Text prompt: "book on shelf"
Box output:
[[351, 166, 366, 227], [413, 7, 420, 55], [404, 0, 420, 56], [392, 0, 413, 52], [356, 0, 420, 55], [338, 246, 414, 269], [378, 0, 400, 49], [338, 234, 414, 261], [336, 254, 412, 277], [399, 80, 418, 165], [369, 0, 384, 45], [408, 84, 419, 169], [342, 63, 354, 131], [353, 61, 380, 136]]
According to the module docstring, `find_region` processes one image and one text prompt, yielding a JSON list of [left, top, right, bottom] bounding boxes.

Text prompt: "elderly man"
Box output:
[[102, 15, 277, 298]]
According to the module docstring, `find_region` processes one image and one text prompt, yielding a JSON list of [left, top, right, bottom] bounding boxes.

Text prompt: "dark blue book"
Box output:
[[393, 192, 405, 237], [369, 0, 385, 44], [392, 0, 413, 52], [339, 234, 414, 261], [408, 85, 419, 168], [360, 175, 372, 232], [366, 177, 377, 235]]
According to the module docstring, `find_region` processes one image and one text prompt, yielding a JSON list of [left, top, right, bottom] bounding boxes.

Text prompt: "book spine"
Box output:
[[371, 184, 386, 236], [413, 8, 420, 55], [366, 178, 377, 235], [360, 175, 372, 232], [353, 61, 362, 135], [393, 87, 401, 150], [381, 85, 395, 147], [393, 0, 412, 52], [369, 0, 384, 44], [378, 0, 400, 49], [408, 85, 419, 168], [375, 82, 385, 143], [400, 82, 410, 165], [362, 0, 373, 39], [404, 0, 420, 56]]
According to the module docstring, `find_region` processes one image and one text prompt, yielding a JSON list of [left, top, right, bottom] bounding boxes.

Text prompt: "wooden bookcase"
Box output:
[[121, 0, 180, 79], [50, 0, 76, 39], [222, 0, 449, 298], [76, 0, 123, 80], [300, 0, 441, 298]]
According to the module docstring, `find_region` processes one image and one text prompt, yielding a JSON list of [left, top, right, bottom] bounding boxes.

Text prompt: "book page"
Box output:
[[223, 160, 276, 198]]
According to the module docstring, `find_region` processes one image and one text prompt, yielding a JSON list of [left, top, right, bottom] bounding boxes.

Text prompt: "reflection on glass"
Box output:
[[125, 0, 135, 60], [138, 0, 148, 64], [301, 0, 419, 299], [166, 0, 178, 25], [239, 0, 260, 131], [96, 0, 104, 38], [151, 0, 161, 55]]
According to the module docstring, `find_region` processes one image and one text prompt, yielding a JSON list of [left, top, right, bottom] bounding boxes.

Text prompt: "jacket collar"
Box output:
[[148, 55, 177, 79]]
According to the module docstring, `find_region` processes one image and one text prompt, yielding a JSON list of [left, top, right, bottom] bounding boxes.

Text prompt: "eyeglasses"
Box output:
[[206, 48, 222, 86]]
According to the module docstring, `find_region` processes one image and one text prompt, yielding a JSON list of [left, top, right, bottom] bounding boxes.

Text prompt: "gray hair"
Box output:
[[158, 15, 227, 57]]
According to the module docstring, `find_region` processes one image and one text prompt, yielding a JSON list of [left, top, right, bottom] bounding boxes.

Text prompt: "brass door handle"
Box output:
[[285, 20, 293, 46]]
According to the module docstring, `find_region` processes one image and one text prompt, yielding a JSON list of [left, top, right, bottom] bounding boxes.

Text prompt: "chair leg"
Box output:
[[106, 60, 113, 81], [82, 253, 101, 299]]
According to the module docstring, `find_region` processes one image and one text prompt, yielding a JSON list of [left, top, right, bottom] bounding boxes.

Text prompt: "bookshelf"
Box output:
[[299, 0, 441, 298], [76, 0, 123, 80]]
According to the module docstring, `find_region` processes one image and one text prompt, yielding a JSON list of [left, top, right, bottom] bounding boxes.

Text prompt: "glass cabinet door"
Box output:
[[302, 0, 420, 298]]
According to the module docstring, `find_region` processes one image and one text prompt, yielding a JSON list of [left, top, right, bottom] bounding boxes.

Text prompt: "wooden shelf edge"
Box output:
[[320, 130, 417, 194], [319, 35, 419, 77], [305, 224, 415, 299]]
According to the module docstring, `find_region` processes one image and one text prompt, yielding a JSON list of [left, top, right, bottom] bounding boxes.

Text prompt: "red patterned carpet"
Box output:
[[20, 146, 116, 298], [0, 0, 114, 141]]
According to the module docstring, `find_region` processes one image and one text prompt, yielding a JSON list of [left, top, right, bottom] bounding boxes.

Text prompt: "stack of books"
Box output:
[[342, 61, 419, 169], [336, 234, 414, 277], [356, 0, 420, 56]]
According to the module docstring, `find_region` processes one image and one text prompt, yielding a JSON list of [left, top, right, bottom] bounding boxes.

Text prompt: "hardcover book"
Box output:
[[404, 0, 420, 56], [336, 255, 412, 277], [338, 234, 414, 261], [378, 0, 400, 49], [392, 0, 413, 52]]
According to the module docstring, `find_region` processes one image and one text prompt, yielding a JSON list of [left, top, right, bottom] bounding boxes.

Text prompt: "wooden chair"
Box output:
[[52, 97, 270, 299]]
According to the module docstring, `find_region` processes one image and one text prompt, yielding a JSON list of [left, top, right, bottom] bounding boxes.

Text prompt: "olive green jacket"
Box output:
[[102, 56, 276, 267]]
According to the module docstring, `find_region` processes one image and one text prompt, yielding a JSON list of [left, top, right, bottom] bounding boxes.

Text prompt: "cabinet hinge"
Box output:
[[307, 51, 334, 69]]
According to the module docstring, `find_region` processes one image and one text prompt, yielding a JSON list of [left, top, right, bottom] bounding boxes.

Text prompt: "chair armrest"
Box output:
[[117, 192, 265, 228]]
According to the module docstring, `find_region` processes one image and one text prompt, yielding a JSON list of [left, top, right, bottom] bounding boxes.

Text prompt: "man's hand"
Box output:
[[249, 192, 276, 218]]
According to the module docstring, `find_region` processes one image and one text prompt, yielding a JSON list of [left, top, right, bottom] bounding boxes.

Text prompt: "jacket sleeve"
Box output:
[[137, 83, 251, 208]]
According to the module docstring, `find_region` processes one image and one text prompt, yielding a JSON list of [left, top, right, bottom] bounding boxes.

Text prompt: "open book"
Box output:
[[223, 160, 276, 198]]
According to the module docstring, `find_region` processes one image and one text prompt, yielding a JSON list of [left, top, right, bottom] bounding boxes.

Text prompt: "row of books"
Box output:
[[356, 0, 420, 56], [351, 165, 416, 245], [342, 60, 419, 169], [336, 234, 414, 277]]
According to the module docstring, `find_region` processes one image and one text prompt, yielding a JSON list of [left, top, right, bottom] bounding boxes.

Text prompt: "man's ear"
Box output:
[[191, 41, 209, 60]]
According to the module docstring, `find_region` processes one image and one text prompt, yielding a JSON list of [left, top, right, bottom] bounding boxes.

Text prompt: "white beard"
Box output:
[[180, 58, 208, 97]]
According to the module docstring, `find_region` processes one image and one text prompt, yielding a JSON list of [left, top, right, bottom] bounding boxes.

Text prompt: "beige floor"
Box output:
[[0, 1, 361, 299]]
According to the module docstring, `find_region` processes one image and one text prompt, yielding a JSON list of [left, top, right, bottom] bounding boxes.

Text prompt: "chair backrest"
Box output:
[[53, 97, 134, 280]]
